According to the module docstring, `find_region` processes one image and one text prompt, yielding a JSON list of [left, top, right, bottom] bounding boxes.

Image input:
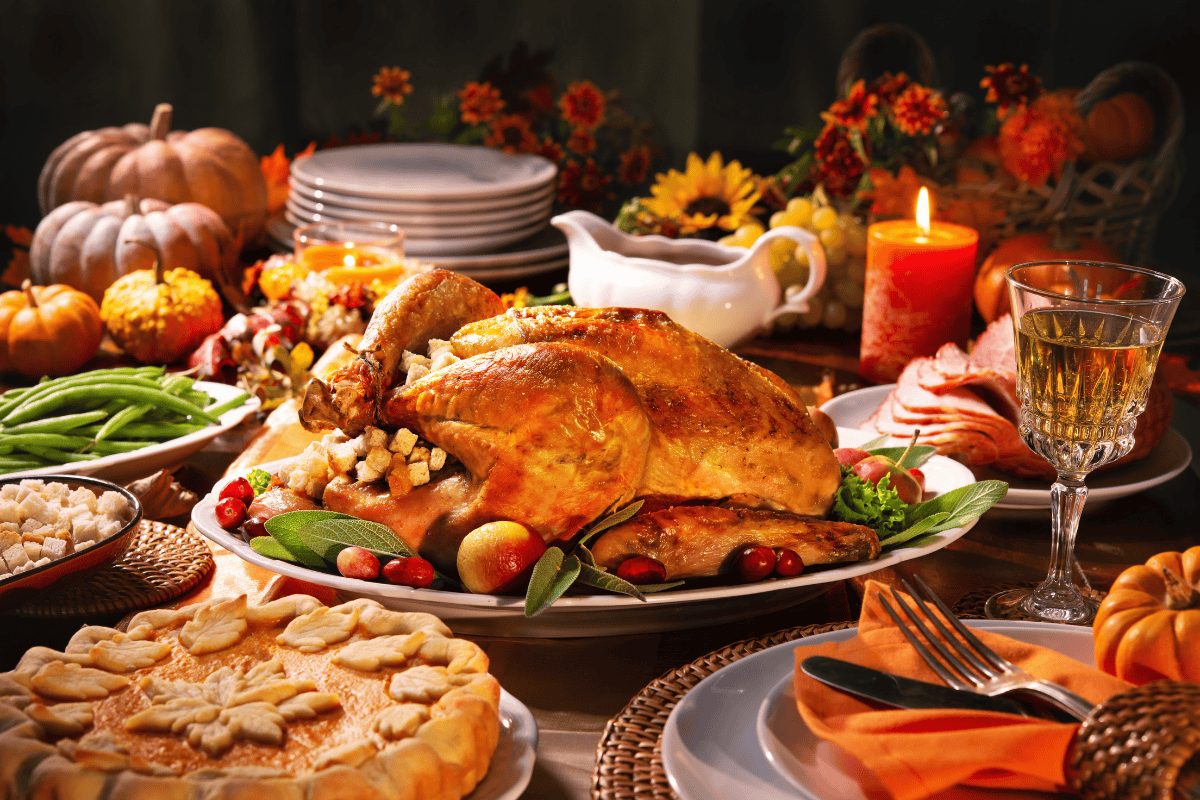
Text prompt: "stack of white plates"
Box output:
[[282, 144, 567, 279]]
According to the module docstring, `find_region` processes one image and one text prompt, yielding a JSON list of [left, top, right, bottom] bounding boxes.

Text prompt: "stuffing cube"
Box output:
[[407, 462, 431, 487], [72, 516, 99, 546], [97, 491, 128, 519], [43, 483, 69, 504], [0, 485, 18, 502], [362, 427, 388, 449], [321, 430, 350, 446], [41, 537, 68, 560], [11, 485, 31, 504], [327, 442, 359, 475], [405, 364, 430, 385], [389, 429, 418, 456], [96, 519, 122, 541], [17, 492, 49, 524], [365, 446, 391, 472], [430, 350, 460, 372], [355, 461, 384, 484], [19, 480, 45, 492], [2, 544, 30, 571], [429, 448, 448, 471], [0, 501, 18, 525], [23, 541, 42, 560], [401, 350, 431, 373], [386, 454, 414, 496], [407, 447, 430, 465], [0, 530, 18, 550], [68, 488, 98, 512]]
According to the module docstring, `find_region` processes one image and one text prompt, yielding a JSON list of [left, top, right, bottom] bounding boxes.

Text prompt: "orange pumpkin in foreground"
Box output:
[[0, 281, 102, 378], [1094, 546, 1200, 685], [973, 229, 1121, 323]]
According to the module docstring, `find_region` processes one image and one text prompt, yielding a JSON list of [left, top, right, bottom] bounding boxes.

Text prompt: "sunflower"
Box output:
[[371, 67, 413, 106], [642, 152, 761, 236]]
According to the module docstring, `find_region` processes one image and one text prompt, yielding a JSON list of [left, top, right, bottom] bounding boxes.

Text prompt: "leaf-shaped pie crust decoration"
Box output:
[[371, 703, 430, 741], [126, 658, 340, 757], [278, 606, 360, 653], [89, 636, 171, 674], [179, 597, 249, 655], [27, 701, 94, 737], [332, 632, 429, 672], [31, 662, 130, 701]]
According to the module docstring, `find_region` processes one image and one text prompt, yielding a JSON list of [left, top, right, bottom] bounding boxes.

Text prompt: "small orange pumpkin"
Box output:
[[0, 280, 103, 378], [1093, 546, 1200, 684], [973, 228, 1121, 323], [1080, 91, 1155, 163]]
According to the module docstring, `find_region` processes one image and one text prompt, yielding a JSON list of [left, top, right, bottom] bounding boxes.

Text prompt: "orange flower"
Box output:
[[813, 123, 866, 197], [617, 144, 652, 184], [558, 80, 606, 130], [821, 80, 879, 134], [526, 84, 556, 114], [869, 71, 912, 105], [372, 67, 413, 106], [558, 158, 613, 213], [534, 136, 564, 163], [861, 166, 936, 217], [890, 84, 948, 136], [998, 92, 1086, 187], [981, 63, 1042, 120], [566, 127, 597, 155], [485, 114, 540, 154], [2, 224, 32, 286], [458, 81, 505, 125]]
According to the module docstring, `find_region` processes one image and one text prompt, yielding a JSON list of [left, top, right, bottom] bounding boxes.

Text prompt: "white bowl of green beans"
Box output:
[[0, 367, 259, 484]]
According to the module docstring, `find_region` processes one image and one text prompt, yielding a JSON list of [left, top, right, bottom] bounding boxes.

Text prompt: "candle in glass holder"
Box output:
[[293, 221, 407, 284], [859, 188, 978, 384]]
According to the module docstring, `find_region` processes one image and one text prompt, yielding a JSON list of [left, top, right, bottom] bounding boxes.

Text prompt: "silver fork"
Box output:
[[876, 576, 1096, 721]]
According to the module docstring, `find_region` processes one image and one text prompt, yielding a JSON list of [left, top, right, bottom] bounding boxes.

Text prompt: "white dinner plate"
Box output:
[[823, 384, 1193, 509], [664, 620, 1094, 800], [287, 192, 555, 234], [284, 208, 549, 258], [0, 382, 260, 485], [477, 689, 538, 800], [448, 257, 568, 282], [290, 143, 557, 201], [191, 429, 978, 638], [285, 196, 551, 239], [289, 177, 557, 219]]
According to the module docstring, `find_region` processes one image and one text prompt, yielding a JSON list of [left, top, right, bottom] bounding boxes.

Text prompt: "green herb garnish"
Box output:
[[246, 468, 272, 496]]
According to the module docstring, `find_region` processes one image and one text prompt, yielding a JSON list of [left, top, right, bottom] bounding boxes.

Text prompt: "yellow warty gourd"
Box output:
[[100, 240, 224, 365]]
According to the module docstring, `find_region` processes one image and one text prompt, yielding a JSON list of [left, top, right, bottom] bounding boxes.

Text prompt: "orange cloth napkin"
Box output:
[[792, 579, 1132, 800]]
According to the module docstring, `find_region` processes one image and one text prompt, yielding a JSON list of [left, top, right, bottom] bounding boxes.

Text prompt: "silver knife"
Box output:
[[801, 655, 1032, 716]]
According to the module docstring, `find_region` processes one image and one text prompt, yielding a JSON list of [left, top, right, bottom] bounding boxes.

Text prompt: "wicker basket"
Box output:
[[837, 25, 1185, 267]]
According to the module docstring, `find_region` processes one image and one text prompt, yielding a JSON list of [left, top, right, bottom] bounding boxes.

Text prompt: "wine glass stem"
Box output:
[[1043, 476, 1088, 596]]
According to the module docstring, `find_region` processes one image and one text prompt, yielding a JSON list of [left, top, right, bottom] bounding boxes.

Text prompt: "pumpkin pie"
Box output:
[[0, 594, 501, 800]]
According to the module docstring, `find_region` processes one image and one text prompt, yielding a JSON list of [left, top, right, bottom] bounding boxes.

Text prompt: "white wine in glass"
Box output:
[[986, 261, 1185, 624]]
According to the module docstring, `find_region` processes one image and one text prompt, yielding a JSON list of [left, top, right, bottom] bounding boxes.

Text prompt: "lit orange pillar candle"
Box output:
[[859, 188, 978, 384]]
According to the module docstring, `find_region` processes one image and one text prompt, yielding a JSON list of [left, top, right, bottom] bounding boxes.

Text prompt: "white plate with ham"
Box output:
[[824, 384, 1193, 509], [192, 437, 979, 638]]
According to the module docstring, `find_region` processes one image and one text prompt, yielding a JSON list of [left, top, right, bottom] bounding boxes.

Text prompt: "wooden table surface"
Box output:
[[2, 321, 1199, 800]]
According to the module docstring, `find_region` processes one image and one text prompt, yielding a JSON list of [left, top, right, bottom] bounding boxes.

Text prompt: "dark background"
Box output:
[[2, 0, 1197, 283]]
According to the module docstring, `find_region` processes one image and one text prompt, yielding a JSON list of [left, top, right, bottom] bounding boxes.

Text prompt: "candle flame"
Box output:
[[915, 187, 931, 235], [343, 253, 356, 268]]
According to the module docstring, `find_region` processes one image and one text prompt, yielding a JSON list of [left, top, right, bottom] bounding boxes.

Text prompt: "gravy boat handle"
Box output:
[[756, 226, 828, 322]]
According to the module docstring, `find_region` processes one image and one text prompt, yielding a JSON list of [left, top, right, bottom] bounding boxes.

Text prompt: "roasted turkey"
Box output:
[[284, 269, 876, 578]]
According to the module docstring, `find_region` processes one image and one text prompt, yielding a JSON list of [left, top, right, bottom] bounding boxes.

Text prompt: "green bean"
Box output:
[[0, 410, 109, 435], [0, 460, 46, 473], [16, 445, 100, 463], [1, 433, 94, 451], [75, 421, 208, 439], [1, 375, 171, 424], [4, 385, 219, 426], [88, 439, 161, 454], [203, 392, 252, 419], [0, 387, 38, 418], [91, 403, 151, 444]]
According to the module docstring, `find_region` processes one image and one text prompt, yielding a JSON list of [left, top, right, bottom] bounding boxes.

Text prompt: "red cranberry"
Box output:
[[382, 557, 436, 589], [774, 548, 805, 577], [215, 497, 246, 530], [616, 556, 667, 585], [736, 545, 775, 582], [219, 477, 255, 507]]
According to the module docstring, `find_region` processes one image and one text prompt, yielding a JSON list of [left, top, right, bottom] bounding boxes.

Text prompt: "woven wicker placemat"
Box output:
[[592, 620, 855, 800], [8, 521, 214, 619]]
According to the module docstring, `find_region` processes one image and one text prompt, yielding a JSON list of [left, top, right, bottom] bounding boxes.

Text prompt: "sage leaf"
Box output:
[[904, 480, 1008, 533], [525, 549, 581, 617], [868, 445, 937, 468], [578, 499, 644, 547], [264, 511, 349, 569], [576, 562, 646, 601], [859, 433, 890, 450], [638, 580, 686, 594], [250, 535, 301, 563], [298, 517, 415, 560], [879, 511, 951, 547]]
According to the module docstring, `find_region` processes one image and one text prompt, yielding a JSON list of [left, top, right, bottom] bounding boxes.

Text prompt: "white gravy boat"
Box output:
[[554, 210, 826, 348]]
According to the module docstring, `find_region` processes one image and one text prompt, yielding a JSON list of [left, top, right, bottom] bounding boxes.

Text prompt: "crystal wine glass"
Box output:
[[986, 261, 1185, 624]]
